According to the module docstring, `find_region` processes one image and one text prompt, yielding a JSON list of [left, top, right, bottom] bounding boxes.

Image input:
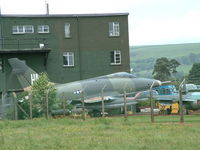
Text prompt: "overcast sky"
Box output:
[[0, 0, 200, 46]]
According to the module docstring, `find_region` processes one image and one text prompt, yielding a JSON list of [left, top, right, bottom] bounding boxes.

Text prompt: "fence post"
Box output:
[[12, 92, 18, 120], [150, 81, 156, 123], [45, 90, 49, 119], [123, 83, 128, 120], [62, 93, 66, 116], [101, 85, 107, 118], [81, 90, 86, 120], [123, 90, 128, 119], [29, 94, 32, 120], [179, 79, 185, 123]]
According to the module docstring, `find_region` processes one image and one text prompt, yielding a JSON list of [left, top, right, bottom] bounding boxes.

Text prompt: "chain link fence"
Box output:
[[0, 93, 15, 120]]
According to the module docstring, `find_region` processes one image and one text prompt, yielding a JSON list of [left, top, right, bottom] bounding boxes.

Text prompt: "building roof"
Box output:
[[0, 13, 129, 18]]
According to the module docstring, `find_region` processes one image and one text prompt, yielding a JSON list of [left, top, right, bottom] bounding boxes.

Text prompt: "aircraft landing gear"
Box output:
[[90, 110, 101, 117]]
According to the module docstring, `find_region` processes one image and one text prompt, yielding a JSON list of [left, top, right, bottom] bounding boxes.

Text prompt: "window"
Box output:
[[109, 22, 120, 36], [12, 26, 24, 34], [12, 25, 34, 34], [64, 23, 71, 38], [24, 25, 34, 33], [110, 50, 121, 65], [63, 52, 74, 66], [38, 25, 49, 33]]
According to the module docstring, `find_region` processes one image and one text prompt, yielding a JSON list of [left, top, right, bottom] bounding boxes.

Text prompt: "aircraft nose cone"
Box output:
[[146, 79, 162, 89], [155, 80, 162, 86], [149, 79, 162, 88]]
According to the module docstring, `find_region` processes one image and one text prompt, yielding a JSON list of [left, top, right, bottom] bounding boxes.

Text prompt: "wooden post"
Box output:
[[81, 90, 86, 120], [12, 92, 18, 120], [63, 101, 66, 117], [123, 90, 128, 119], [63, 101, 66, 116], [150, 88, 154, 123], [101, 85, 106, 118], [61, 93, 66, 116], [45, 90, 49, 119], [150, 81, 156, 123], [29, 94, 32, 120], [179, 79, 185, 123]]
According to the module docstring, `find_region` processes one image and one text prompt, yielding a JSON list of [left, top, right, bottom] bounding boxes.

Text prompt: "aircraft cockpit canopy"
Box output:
[[107, 72, 136, 78]]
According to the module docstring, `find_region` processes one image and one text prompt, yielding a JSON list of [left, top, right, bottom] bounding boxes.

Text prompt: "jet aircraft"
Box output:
[[154, 85, 200, 111], [8, 58, 162, 116]]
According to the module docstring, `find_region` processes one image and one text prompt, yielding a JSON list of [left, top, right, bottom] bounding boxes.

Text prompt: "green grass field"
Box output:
[[0, 115, 200, 150]]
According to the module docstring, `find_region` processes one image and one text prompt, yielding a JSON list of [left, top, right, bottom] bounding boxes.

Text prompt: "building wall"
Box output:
[[0, 14, 130, 92]]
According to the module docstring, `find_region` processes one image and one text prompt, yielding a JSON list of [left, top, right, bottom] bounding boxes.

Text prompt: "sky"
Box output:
[[0, 0, 200, 46]]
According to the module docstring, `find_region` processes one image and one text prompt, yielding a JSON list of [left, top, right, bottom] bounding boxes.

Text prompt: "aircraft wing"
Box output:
[[85, 91, 143, 103], [183, 98, 197, 102], [70, 91, 142, 105], [83, 99, 138, 110], [76, 92, 142, 110], [69, 91, 119, 105], [153, 94, 199, 106], [154, 95, 179, 101]]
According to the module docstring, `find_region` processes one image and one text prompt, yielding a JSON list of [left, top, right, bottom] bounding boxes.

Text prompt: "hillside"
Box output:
[[130, 43, 200, 78]]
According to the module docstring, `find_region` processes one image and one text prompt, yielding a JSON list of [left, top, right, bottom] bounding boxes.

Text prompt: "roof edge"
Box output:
[[0, 13, 129, 18], [0, 48, 51, 53]]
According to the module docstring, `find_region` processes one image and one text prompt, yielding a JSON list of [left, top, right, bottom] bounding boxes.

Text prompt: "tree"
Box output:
[[188, 62, 200, 85], [169, 59, 180, 74], [152, 57, 170, 81], [31, 72, 57, 117], [152, 57, 180, 81]]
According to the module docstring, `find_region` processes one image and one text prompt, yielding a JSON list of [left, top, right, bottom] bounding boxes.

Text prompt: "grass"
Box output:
[[0, 115, 200, 150]]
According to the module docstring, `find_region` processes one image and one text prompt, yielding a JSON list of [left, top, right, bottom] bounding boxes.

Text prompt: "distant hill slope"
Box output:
[[130, 43, 200, 78]]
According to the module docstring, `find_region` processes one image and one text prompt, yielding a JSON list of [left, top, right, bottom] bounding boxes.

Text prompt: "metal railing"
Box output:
[[0, 37, 49, 50]]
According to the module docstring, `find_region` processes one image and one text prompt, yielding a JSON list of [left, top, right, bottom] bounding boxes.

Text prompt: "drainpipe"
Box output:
[[0, 23, 2, 49], [76, 16, 82, 80]]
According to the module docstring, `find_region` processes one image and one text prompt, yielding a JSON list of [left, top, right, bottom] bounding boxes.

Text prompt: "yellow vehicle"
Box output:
[[171, 103, 179, 114], [157, 102, 179, 114]]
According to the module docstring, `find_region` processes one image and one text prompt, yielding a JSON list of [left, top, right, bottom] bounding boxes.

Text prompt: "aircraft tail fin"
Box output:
[[8, 58, 38, 91]]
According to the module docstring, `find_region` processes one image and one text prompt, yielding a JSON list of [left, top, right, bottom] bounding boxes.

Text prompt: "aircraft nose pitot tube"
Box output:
[[154, 80, 162, 86], [146, 79, 162, 89]]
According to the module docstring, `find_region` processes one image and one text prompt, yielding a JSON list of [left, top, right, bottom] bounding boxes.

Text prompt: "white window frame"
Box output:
[[12, 25, 24, 34], [109, 22, 120, 37], [110, 50, 121, 65], [24, 25, 34, 33], [64, 23, 71, 38], [12, 25, 34, 34], [63, 52, 74, 67], [38, 25, 50, 33]]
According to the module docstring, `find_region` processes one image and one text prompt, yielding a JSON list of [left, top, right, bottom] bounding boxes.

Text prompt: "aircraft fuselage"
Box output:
[[56, 73, 161, 103]]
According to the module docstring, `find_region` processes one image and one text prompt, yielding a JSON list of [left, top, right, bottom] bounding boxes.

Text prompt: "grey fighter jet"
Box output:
[[8, 58, 162, 115]]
